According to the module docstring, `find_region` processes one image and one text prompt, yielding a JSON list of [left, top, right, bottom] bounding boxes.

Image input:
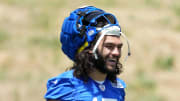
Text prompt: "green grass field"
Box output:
[[0, 0, 180, 101]]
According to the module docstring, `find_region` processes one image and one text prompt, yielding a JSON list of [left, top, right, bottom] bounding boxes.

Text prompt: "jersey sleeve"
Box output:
[[117, 78, 126, 100], [117, 78, 126, 88], [44, 76, 75, 100]]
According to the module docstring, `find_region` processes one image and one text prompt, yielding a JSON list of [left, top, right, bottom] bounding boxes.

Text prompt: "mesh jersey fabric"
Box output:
[[44, 70, 126, 101]]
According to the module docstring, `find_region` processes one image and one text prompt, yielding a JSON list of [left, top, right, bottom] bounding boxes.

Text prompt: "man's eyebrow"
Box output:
[[119, 43, 123, 46], [104, 42, 123, 46]]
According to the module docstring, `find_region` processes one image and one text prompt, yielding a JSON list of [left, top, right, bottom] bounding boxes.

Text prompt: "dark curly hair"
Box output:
[[70, 15, 123, 83]]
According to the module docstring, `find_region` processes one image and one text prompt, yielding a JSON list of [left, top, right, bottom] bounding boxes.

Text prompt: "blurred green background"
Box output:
[[0, 0, 180, 101]]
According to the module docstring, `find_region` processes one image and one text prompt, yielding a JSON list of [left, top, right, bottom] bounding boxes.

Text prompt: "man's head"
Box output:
[[60, 6, 130, 82]]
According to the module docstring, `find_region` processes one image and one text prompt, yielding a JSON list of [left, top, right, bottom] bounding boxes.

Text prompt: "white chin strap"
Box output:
[[92, 25, 131, 61]]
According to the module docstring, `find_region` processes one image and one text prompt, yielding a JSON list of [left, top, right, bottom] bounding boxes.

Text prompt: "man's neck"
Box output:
[[89, 69, 107, 81]]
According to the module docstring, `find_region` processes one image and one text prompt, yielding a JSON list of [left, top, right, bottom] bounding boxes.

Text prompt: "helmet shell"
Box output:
[[60, 6, 119, 60]]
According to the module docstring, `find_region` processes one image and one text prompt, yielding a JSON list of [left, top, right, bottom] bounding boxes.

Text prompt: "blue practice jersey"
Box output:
[[44, 70, 126, 101]]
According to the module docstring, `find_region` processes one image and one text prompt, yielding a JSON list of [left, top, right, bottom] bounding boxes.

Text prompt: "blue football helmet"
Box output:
[[60, 6, 130, 61]]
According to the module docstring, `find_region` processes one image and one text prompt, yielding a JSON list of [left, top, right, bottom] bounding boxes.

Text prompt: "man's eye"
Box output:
[[118, 46, 123, 50], [105, 45, 114, 50]]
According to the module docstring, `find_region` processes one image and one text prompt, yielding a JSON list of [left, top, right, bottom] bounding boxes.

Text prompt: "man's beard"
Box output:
[[94, 51, 122, 75]]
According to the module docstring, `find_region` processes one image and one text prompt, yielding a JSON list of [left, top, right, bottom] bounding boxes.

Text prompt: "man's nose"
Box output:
[[111, 47, 120, 57]]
